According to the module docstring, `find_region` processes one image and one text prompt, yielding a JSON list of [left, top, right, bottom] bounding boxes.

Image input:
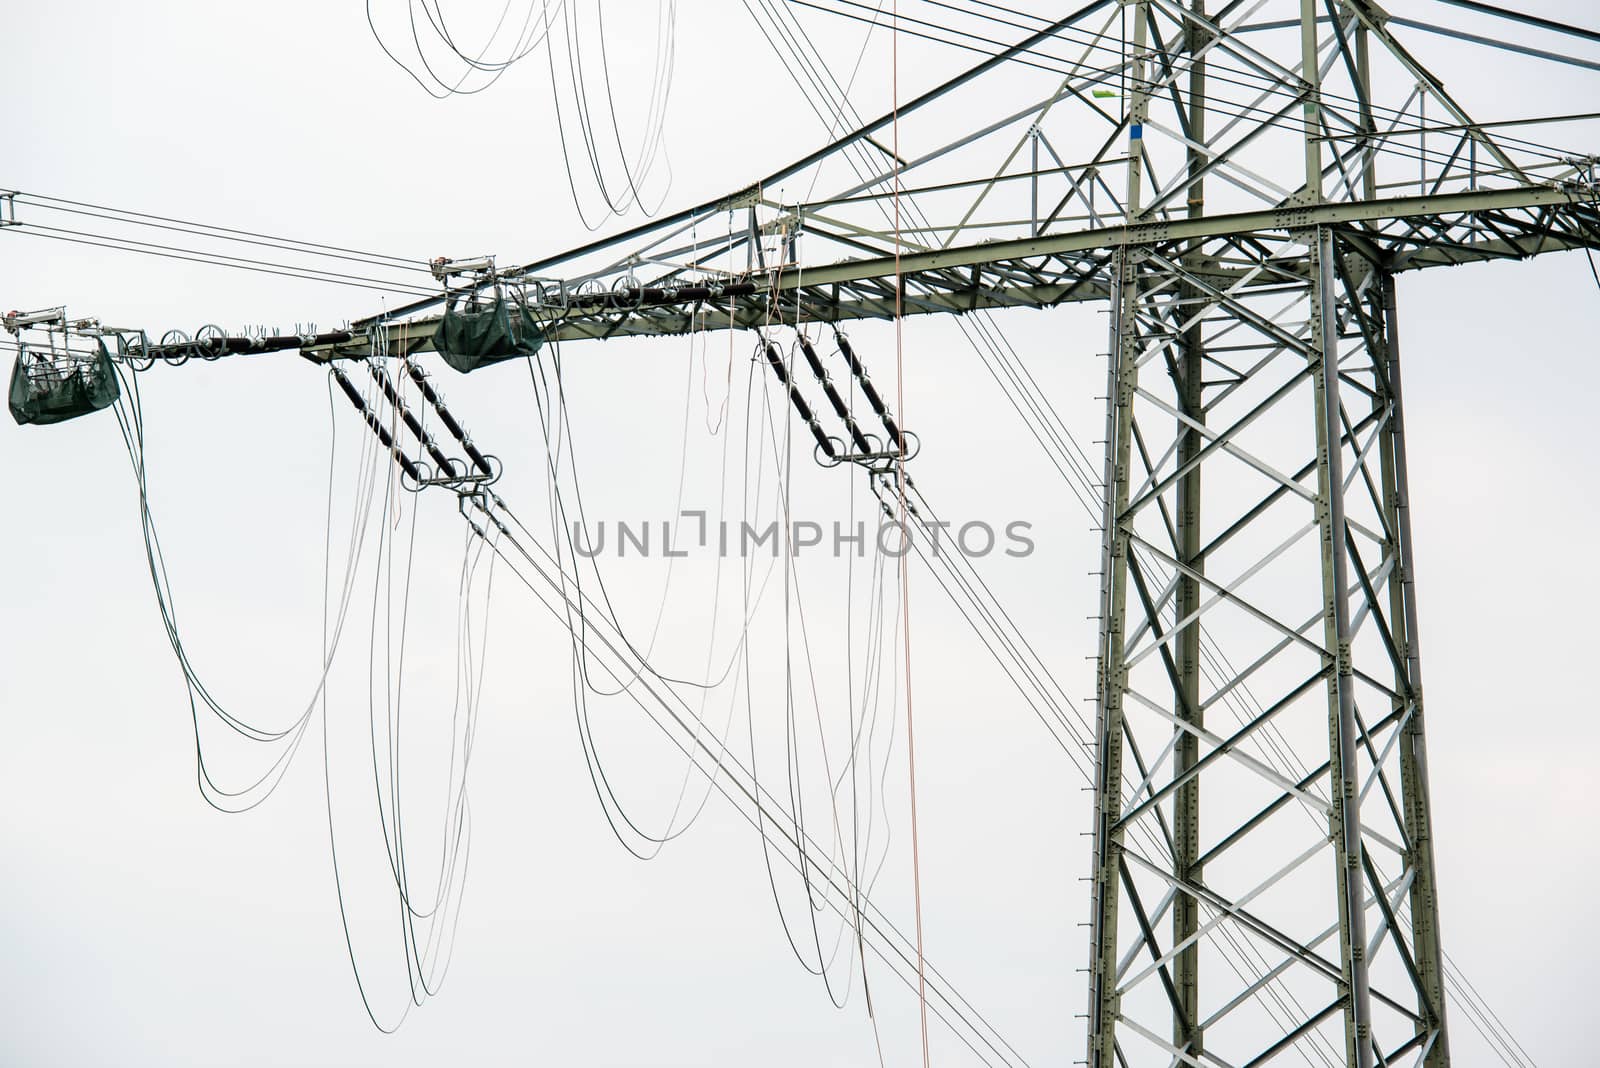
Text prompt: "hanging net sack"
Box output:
[[9, 339, 121, 426], [432, 292, 544, 373]]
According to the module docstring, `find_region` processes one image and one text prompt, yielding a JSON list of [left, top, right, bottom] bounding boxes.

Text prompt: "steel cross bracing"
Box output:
[[1089, 225, 1445, 1068], [309, 2, 1599, 1066]]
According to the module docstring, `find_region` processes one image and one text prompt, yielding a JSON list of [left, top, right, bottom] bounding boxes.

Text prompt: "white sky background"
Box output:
[[1, 1, 1597, 1065]]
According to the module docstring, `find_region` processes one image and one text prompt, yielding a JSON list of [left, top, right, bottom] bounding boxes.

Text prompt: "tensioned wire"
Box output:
[[9, 192, 430, 269], [2, 226, 438, 299], [4, 84, 1576, 310], [296, 329, 1036, 1061], [480, 460, 998, 1061], [804, 0, 1599, 147], [785, 0, 1594, 175]]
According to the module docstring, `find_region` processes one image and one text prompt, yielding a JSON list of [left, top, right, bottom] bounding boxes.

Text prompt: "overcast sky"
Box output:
[[2, 2, 1597, 1066]]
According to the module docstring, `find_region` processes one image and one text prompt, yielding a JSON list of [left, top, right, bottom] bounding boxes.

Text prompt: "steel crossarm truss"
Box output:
[[303, 0, 1600, 363], [305, 180, 1600, 360]]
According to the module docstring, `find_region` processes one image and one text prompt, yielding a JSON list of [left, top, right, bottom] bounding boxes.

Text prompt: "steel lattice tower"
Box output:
[[273, 2, 1599, 1063]]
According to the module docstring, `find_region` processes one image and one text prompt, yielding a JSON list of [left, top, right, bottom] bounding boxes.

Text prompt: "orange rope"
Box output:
[[891, 5, 932, 1065]]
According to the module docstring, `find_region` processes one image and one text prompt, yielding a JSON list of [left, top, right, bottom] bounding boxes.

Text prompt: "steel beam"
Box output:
[[1379, 272, 1450, 1067], [1309, 225, 1376, 1068], [1172, 1, 1209, 1057]]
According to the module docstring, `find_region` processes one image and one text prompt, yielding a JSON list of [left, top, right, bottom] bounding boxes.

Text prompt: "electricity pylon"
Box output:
[[306, 2, 1599, 1064]]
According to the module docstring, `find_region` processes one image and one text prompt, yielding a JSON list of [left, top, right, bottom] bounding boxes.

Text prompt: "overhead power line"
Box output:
[[12, 191, 430, 267], [1431, 0, 1600, 46]]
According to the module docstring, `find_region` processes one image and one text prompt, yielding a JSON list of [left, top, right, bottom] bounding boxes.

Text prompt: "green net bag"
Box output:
[[9, 340, 121, 426], [432, 293, 544, 373]]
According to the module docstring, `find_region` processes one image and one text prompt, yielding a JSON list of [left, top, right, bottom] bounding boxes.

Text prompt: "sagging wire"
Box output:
[[368, 0, 677, 227], [765, 322, 868, 1006], [106, 331, 503, 1027], [477, 501, 1019, 1064], [460, 489, 1027, 1068], [753, 251, 877, 1010], [365, 0, 678, 226], [755, 2, 1184, 1036], [366, 0, 560, 97], [309, 329, 1025, 1064], [107, 362, 378, 812], [507, 291, 912, 1026], [541, 0, 678, 228], [322, 344, 501, 1025], [527, 332, 893, 1008], [328, 310, 985, 1048], [524, 343, 739, 859]]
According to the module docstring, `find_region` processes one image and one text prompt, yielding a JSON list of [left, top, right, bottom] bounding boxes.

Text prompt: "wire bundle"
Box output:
[[366, 0, 679, 227]]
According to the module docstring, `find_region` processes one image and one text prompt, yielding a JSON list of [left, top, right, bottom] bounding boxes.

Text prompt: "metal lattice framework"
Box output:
[[1091, 225, 1442, 1068], [106, 2, 1600, 1065], [311, 2, 1600, 358]]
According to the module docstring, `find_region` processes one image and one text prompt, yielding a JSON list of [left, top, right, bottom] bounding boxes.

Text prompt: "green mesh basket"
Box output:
[[432, 293, 544, 373], [8, 340, 121, 426]]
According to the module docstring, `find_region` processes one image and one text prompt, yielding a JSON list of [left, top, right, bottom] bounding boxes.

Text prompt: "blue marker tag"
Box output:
[[1130, 123, 1143, 140]]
